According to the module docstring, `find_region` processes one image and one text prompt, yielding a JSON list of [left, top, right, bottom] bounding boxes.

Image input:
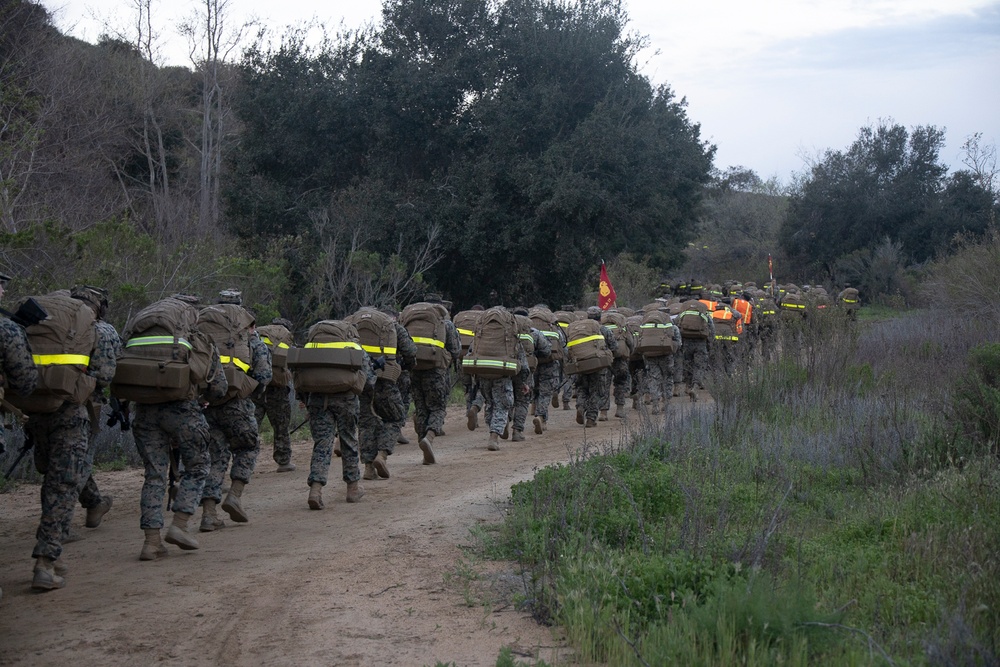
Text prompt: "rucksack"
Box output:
[[288, 320, 366, 394], [678, 301, 711, 340], [462, 307, 520, 378], [257, 323, 295, 388], [401, 302, 451, 370], [452, 310, 482, 357], [528, 306, 563, 362], [713, 308, 741, 342], [779, 292, 807, 317], [198, 304, 259, 404], [599, 311, 630, 360], [515, 315, 538, 371], [637, 310, 678, 357], [552, 310, 577, 338], [111, 297, 214, 404], [7, 293, 97, 413], [345, 307, 401, 383], [563, 319, 612, 375], [625, 315, 644, 361]]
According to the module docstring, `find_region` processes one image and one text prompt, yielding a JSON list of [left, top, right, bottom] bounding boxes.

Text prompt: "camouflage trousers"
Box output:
[[202, 397, 259, 504], [711, 340, 739, 376], [359, 381, 397, 464], [479, 377, 514, 436], [28, 402, 90, 560], [532, 361, 561, 422], [305, 392, 360, 485], [512, 369, 533, 432], [643, 354, 674, 404], [132, 400, 211, 530], [461, 368, 484, 411], [682, 339, 710, 389], [629, 359, 647, 401], [411, 368, 450, 439], [559, 374, 575, 406], [575, 369, 609, 422], [77, 424, 105, 511], [393, 370, 412, 429], [253, 385, 292, 466], [601, 358, 632, 410]]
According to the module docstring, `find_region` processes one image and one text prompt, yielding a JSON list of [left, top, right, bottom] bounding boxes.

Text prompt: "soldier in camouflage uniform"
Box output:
[[600, 314, 634, 420], [25, 287, 117, 590], [305, 348, 377, 507], [573, 307, 618, 428], [680, 299, 715, 400], [642, 312, 682, 414], [380, 307, 413, 445], [511, 309, 551, 441], [408, 297, 461, 464], [253, 318, 295, 472], [480, 345, 528, 451], [360, 315, 417, 481], [531, 311, 565, 435], [130, 295, 228, 561], [199, 291, 272, 531]]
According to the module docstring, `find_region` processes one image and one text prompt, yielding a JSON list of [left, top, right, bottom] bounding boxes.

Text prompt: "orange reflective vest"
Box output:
[[731, 298, 753, 325], [712, 308, 743, 336], [698, 299, 718, 312]]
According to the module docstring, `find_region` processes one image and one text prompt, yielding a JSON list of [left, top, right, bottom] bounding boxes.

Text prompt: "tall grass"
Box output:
[[484, 300, 1000, 665]]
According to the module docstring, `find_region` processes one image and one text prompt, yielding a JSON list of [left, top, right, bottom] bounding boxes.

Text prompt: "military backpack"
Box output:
[[637, 310, 678, 357], [257, 323, 294, 388], [515, 315, 538, 372], [345, 308, 401, 383], [528, 306, 563, 362], [401, 302, 451, 371], [198, 304, 259, 404], [677, 301, 711, 340], [599, 311, 630, 360], [462, 307, 520, 379], [563, 319, 612, 375], [288, 320, 366, 394], [452, 310, 482, 358]]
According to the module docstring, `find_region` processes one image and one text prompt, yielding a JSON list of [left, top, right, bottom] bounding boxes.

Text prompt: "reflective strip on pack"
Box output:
[[782, 303, 806, 310], [457, 328, 475, 337], [604, 324, 619, 330], [715, 335, 740, 341], [463, 359, 519, 371], [518, 333, 534, 342], [557, 322, 569, 328], [219, 355, 251, 372], [33, 354, 90, 366], [567, 334, 603, 347], [640, 323, 673, 329], [305, 341, 363, 350], [411, 337, 445, 348], [762, 309, 777, 315], [261, 336, 290, 349], [842, 299, 858, 304], [541, 330, 560, 338], [126, 335, 193, 351], [362, 344, 397, 356]]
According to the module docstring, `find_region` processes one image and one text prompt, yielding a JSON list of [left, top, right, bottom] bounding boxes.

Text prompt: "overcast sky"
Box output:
[[39, 0, 1000, 183]]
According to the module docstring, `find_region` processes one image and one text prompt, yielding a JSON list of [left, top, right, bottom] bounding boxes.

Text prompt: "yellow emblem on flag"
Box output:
[[600, 281, 611, 297]]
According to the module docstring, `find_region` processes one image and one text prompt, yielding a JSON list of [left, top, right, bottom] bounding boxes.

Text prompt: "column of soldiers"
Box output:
[[0, 279, 859, 595]]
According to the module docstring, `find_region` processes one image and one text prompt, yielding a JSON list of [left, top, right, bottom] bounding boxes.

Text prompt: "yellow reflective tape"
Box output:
[[640, 323, 673, 328], [411, 337, 445, 348], [261, 337, 291, 349], [843, 299, 858, 304], [127, 335, 193, 350], [463, 359, 518, 370], [557, 322, 569, 328], [518, 333, 534, 341], [33, 354, 90, 366], [715, 335, 739, 341], [782, 303, 806, 310], [567, 334, 603, 347], [219, 355, 251, 372], [457, 328, 475, 337], [305, 341, 363, 350], [362, 344, 397, 355], [604, 324, 619, 330], [541, 330, 560, 338]]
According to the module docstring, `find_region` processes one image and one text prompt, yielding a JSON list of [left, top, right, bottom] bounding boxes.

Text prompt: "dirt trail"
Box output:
[[0, 391, 707, 666]]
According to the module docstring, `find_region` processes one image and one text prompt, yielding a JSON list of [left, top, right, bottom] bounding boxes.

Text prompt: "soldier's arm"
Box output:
[[533, 328, 552, 359], [444, 321, 461, 356], [249, 332, 273, 386], [0, 321, 38, 396], [396, 324, 418, 366], [87, 322, 120, 388], [602, 326, 619, 352], [361, 351, 377, 390]]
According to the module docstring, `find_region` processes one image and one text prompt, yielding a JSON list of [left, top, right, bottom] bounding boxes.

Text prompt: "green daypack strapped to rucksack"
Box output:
[[111, 297, 214, 404], [636, 310, 678, 357], [198, 304, 259, 404], [401, 302, 451, 371], [462, 307, 520, 379], [563, 319, 613, 375], [345, 307, 401, 383], [288, 320, 366, 395], [7, 293, 97, 413], [452, 310, 482, 358]]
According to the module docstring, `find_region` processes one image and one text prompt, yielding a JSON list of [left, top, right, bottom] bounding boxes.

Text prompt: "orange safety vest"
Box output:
[[698, 299, 718, 312], [731, 297, 753, 325], [712, 308, 744, 335]]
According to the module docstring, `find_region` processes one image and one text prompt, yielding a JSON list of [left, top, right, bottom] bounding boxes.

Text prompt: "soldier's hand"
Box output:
[[372, 355, 386, 371]]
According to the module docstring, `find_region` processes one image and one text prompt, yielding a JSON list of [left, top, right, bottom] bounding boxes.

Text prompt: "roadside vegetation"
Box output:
[[479, 235, 1000, 665]]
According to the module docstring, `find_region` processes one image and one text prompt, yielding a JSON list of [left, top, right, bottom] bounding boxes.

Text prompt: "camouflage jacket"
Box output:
[[394, 323, 418, 369], [88, 319, 121, 389], [0, 317, 38, 398], [248, 331, 273, 386], [201, 347, 229, 404]]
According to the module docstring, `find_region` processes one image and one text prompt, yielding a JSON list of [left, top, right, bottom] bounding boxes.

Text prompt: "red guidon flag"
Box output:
[[598, 262, 616, 310]]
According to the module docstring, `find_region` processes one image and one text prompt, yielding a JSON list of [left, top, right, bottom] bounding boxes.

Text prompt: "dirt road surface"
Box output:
[[0, 392, 710, 667]]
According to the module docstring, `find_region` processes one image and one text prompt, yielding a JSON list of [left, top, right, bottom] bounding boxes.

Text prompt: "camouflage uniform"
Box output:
[[360, 323, 416, 464], [682, 314, 714, 391], [410, 320, 460, 439], [0, 317, 38, 453], [644, 354, 676, 409], [574, 326, 618, 423], [512, 327, 551, 433], [78, 319, 122, 512], [532, 356, 562, 423], [253, 385, 292, 466], [202, 333, 271, 503], [479, 347, 528, 436], [133, 355, 227, 529], [306, 353, 376, 486], [601, 335, 634, 413], [461, 367, 484, 411], [28, 320, 116, 562]]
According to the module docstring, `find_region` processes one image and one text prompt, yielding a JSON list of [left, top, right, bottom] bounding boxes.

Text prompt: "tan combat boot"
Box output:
[[334, 437, 341, 457], [276, 462, 296, 473], [614, 405, 627, 418], [222, 480, 249, 523], [500, 422, 509, 440], [585, 418, 597, 428], [598, 409, 608, 422], [511, 429, 525, 442], [528, 403, 534, 416], [576, 406, 584, 425], [551, 394, 559, 408], [199, 499, 225, 532], [308, 482, 324, 510], [85, 495, 113, 528], [346, 481, 365, 503], [533, 416, 544, 435], [374, 450, 390, 479], [418, 432, 436, 465], [165, 512, 200, 551], [396, 432, 410, 445], [140, 528, 168, 561], [466, 405, 480, 431], [53, 558, 68, 576], [31, 556, 65, 591], [632, 395, 639, 410], [363, 463, 377, 480], [487, 432, 500, 451]]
